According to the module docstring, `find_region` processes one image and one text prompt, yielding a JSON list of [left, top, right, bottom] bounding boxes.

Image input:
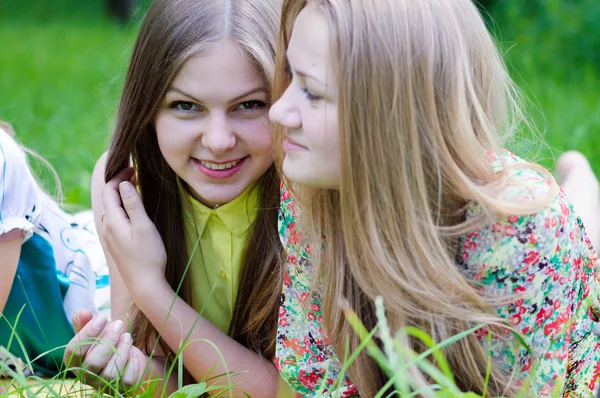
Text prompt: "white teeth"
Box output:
[[199, 159, 241, 170]]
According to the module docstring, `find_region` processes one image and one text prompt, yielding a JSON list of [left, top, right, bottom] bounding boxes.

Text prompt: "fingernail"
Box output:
[[123, 332, 132, 343], [92, 315, 107, 329], [119, 182, 134, 197], [112, 320, 124, 333]]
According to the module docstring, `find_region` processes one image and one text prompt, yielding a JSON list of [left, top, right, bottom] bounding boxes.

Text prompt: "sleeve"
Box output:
[[0, 127, 42, 242], [560, 193, 600, 396], [462, 189, 600, 396]]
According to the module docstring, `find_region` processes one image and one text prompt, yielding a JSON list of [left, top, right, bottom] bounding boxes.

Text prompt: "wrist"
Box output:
[[126, 269, 169, 296], [130, 277, 173, 304]]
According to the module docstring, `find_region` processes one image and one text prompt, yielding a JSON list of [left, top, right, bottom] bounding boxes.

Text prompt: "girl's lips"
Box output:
[[282, 138, 308, 152], [192, 156, 248, 179]]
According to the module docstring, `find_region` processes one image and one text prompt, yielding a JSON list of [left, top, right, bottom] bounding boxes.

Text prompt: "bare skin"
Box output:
[[556, 151, 600, 250]]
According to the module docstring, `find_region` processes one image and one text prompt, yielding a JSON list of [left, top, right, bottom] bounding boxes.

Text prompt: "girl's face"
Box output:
[[155, 40, 273, 207], [269, 3, 340, 189]]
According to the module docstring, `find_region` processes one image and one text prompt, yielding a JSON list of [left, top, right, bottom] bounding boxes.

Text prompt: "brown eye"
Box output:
[[236, 101, 267, 111], [170, 101, 199, 112]]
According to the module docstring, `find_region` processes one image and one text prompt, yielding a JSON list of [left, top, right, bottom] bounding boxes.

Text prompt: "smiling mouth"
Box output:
[[198, 158, 245, 170]]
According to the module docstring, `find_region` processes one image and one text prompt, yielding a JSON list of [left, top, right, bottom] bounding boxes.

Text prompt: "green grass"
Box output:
[[0, 0, 143, 207], [503, 59, 600, 174], [1, 0, 599, 208], [484, 0, 600, 174]]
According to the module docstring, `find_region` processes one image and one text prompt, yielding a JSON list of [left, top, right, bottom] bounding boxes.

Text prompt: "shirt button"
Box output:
[[220, 270, 228, 281]]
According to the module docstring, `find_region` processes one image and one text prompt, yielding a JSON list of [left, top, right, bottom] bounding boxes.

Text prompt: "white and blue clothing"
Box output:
[[0, 128, 109, 375]]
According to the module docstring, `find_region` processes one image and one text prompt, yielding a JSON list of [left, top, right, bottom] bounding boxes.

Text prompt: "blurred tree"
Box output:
[[106, 0, 136, 23], [474, 0, 495, 13]]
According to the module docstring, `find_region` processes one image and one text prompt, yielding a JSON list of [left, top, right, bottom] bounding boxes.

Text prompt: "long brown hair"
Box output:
[[273, 0, 555, 396], [105, 0, 283, 370]]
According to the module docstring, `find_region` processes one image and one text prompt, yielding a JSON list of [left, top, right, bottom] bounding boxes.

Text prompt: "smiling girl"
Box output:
[[63, 0, 285, 395], [269, 0, 600, 396]]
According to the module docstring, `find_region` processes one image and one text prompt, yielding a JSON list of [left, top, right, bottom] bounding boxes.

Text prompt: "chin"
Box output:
[[186, 184, 241, 207], [282, 158, 305, 180], [283, 164, 340, 190], [208, 191, 245, 205]]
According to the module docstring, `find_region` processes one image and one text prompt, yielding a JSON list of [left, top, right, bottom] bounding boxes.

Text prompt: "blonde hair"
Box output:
[[273, 0, 556, 395], [0, 120, 63, 203]]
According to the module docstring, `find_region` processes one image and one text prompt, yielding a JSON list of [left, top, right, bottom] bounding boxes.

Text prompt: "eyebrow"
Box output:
[[286, 52, 327, 88], [295, 69, 327, 88], [167, 86, 267, 103]]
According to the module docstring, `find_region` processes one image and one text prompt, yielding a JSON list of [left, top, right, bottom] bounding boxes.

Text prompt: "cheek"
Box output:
[[324, 109, 339, 151], [155, 117, 196, 154], [306, 107, 338, 154], [238, 117, 274, 156]]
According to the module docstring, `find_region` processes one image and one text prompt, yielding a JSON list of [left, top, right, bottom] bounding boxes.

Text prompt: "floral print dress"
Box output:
[[275, 150, 600, 397]]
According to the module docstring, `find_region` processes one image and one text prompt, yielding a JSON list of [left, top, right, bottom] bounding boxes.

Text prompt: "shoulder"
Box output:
[[0, 127, 29, 168], [460, 152, 599, 326], [488, 149, 555, 202], [460, 150, 594, 290], [0, 128, 42, 240]]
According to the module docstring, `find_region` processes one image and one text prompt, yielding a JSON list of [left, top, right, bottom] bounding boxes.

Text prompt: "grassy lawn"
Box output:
[[0, 0, 141, 207], [0, 0, 599, 209], [1, 1, 599, 397]]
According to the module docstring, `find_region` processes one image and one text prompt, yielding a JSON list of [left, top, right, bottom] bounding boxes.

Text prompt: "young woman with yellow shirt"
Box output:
[[63, 0, 284, 396]]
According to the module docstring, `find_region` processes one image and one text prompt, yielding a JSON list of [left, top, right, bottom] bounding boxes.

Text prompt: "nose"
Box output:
[[269, 87, 301, 129], [201, 111, 236, 155]]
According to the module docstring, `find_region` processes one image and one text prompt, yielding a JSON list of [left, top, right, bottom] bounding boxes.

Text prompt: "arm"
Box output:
[[0, 232, 23, 314], [90, 154, 179, 394], [561, 205, 600, 396], [101, 169, 281, 397], [91, 152, 131, 321], [132, 281, 281, 397], [466, 191, 600, 396], [0, 129, 41, 315]]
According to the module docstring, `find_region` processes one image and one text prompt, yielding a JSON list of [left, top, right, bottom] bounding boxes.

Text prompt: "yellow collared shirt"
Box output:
[[181, 183, 259, 334]]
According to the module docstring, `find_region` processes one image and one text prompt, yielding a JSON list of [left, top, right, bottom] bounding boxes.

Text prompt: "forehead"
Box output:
[[288, 3, 331, 65], [170, 40, 266, 99]]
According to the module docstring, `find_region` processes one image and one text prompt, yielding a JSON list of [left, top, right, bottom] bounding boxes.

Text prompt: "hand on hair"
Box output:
[[100, 167, 167, 293], [63, 312, 146, 391]]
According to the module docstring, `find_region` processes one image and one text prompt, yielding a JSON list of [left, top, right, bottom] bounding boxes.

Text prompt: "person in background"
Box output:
[[0, 121, 108, 376]]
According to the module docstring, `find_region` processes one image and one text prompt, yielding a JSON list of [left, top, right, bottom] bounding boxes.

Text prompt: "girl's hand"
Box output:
[[63, 313, 145, 390], [100, 168, 167, 293]]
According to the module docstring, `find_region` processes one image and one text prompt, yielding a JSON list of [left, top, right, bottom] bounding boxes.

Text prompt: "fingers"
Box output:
[[118, 181, 151, 230], [122, 349, 143, 387], [64, 314, 108, 368], [64, 315, 143, 392], [99, 332, 133, 382], [82, 319, 128, 375], [101, 167, 136, 235], [72, 308, 94, 334], [100, 343, 144, 390]]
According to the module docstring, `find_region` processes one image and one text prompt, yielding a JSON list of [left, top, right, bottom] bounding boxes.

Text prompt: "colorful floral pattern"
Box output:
[[275, 150, 600, 397], [276, 186, 359, 397]]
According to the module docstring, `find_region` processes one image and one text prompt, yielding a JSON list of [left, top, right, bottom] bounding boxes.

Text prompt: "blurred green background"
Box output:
[[0, 0, 599, 208], [0, 0, 142, 207]]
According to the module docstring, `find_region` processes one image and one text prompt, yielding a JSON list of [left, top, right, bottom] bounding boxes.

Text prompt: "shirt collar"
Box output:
[[180, 180, 260, 236]]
